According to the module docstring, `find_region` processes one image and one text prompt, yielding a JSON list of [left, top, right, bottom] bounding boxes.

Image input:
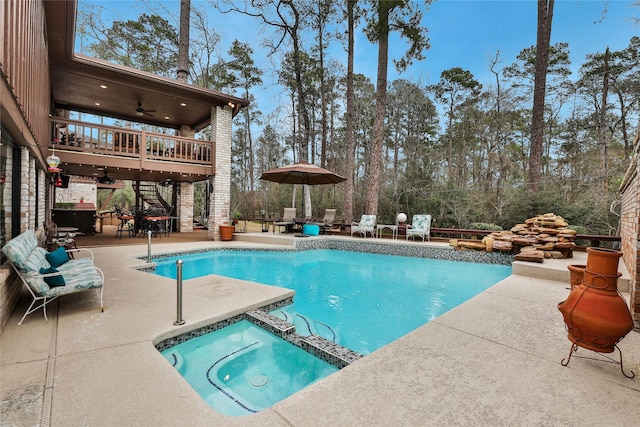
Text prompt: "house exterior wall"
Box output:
[[619, 130, 640, 329], [0, 0, 52, 332], [208, 105, 232, 240]]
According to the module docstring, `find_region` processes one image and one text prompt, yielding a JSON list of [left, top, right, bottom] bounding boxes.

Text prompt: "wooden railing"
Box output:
[[50, 118, 214, 166]]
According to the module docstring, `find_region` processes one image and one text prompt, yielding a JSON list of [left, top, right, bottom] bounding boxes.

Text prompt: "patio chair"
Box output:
[[406, 214, 432, 241], [311, 208, 337, 234], [351, 214, 377, 238], [274, 208, 297, 233], [44, 220, 77, 253]]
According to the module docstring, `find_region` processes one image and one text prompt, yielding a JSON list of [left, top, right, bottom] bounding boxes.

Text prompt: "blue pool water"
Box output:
[[155, 249, 511, 355], [160, 320, 338, 416]]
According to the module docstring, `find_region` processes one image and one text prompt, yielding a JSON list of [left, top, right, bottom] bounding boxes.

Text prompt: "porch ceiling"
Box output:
[[56, 159, 211, 184], [43, 0, 248, 132]]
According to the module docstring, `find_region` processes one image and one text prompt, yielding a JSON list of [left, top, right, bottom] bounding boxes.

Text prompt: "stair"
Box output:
[[136, 182, 172, 212]]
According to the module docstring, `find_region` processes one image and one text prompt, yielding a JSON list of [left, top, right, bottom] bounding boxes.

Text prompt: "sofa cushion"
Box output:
[[57, 258, 94, 272], [40, 266, 66, 287], [23, 272, 51, 295], [47, 266, 103, 298], [46, 247, 70, 268], [1, 230, 38, 270], [25, 247, 52, 273]]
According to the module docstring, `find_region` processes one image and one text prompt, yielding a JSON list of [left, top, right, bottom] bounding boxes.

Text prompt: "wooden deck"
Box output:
[[49, 117, 215, 182]]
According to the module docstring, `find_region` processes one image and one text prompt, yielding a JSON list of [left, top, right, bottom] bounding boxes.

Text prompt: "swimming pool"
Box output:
[[154, 249, 511, 355], [160, 319, 339, 416]]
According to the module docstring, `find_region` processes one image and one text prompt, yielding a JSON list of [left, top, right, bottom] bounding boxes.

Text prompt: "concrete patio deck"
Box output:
[[1, 235, 639, 426]]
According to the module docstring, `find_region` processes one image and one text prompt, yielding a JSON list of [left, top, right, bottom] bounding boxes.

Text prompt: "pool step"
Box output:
[[246, 309, 363, 369]]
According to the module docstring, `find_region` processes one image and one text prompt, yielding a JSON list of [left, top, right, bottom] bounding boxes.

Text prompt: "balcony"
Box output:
[[48, 118, 215, 182]]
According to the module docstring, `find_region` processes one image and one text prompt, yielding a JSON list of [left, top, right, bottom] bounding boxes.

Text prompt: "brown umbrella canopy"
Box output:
[[260, 162, 346, 185]]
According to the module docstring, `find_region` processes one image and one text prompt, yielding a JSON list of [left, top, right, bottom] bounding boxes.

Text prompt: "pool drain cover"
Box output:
[[251, 374, 269, 387]]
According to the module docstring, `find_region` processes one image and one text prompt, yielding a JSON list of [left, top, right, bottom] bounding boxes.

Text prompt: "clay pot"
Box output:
[[582, 270, 622, 291], [585, 247, 621, 277], [219, 224, 235, 241], [558, 247, 633, 353], [567, 264, 586, 289]]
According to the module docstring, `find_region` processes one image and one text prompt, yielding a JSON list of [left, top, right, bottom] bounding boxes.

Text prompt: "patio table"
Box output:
[[376, 224, 398, 239]]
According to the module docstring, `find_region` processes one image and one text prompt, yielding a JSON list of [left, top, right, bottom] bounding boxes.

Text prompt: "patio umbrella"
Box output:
[[259, 162, 346, 217], [259, 161, 346, 186]]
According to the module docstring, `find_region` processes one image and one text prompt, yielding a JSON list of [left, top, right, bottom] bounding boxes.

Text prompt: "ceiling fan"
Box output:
[[135, 102, 156, 117], [97, 170, 115, 185]]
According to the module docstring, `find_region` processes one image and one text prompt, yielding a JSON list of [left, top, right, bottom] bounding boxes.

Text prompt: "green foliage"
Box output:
[[469, 222, 503, 231], [54, 203, 75, 209], [97, 183, 135, 211]]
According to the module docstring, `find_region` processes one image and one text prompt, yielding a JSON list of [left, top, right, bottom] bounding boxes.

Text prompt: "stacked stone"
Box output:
[[449, 213, 577, 263], [511, 213, 577, 262]]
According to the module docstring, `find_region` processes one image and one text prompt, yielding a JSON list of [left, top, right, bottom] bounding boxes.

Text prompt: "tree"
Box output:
[[591, 36, 640, 159], [503, 42, 571, 178], [363, 0, 431, 215], [431, 67, 481, 182], [529, 0, 555, 191], [228, 40, 264, 195], [221, 0, 316, 216], [386, 80, 437, 202], [87, 14, 179, 77]]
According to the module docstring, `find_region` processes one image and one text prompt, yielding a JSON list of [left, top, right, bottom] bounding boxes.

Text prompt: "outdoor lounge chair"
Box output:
[[351, 214, 377, 238], [311, 208, 337, 234], [406, 214, 431, 241], [274, 208, 297, 233]]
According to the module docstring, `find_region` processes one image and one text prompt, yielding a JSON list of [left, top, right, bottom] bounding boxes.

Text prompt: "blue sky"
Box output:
[[78, 0, 638, 117]]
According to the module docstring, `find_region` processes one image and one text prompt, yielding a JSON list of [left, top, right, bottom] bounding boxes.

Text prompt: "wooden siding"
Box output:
[[1, 0, 51, 150]]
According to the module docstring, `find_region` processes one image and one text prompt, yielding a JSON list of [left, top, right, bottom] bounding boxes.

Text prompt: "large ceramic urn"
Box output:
[[558, 247, 633, 353]]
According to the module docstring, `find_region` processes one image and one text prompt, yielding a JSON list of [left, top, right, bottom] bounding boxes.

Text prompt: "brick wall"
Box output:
[[208, 105, 232, 241], [619, 129, 640, 329], [0, 148, 46, 332]]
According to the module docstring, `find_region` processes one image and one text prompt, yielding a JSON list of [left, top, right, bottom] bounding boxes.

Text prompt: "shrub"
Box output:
[[469, 222, 503, 231]]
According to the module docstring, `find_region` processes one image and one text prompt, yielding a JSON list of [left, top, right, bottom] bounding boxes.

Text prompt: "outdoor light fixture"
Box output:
[[54, 174, 63, 187], [397, 213, 407, 224]]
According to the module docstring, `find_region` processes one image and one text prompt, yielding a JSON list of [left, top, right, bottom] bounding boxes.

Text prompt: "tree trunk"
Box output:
[[365, 1, 391, 215], [176, 0, 190, 83], [343, 0, 356, 223], [528, 0, 554, 191], [600, 47, 609, 195]]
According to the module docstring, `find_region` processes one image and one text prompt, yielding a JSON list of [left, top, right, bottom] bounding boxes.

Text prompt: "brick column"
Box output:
[[176, 126, 196, 232], [208, 105, 232, 240], [21, 147, 31, 232], [176, 182, 194, 232]]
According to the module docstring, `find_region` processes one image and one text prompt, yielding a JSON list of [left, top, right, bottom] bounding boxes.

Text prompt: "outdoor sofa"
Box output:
[[2, 229, 104, 325]]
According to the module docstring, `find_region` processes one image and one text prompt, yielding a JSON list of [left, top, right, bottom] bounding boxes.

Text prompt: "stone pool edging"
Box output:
[[292, 238, 514, 265], [137, 238, 514, 272]]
